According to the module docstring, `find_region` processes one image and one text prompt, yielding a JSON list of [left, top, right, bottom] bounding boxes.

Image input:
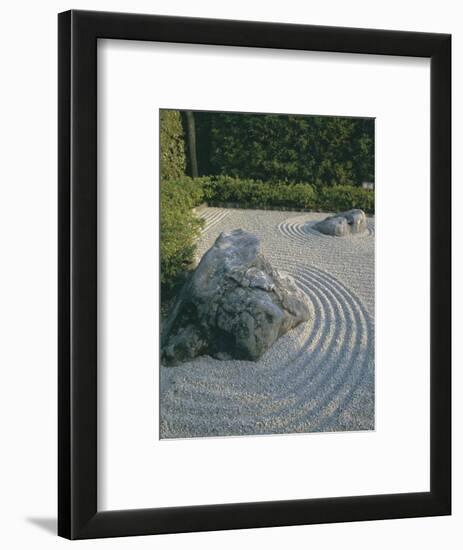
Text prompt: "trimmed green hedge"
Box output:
[[199, 176, 374, 214], [194, 111, 374, 186], [160, 178, 204, 289], [160, 110, 186, 181], [316, 185, 374, 214], [201, 176, 317, 210]]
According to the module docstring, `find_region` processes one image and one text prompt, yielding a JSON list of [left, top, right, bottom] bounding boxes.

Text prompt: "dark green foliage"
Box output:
[[194, 111, 374, 186], [201, 176, 317, 210], [160, 178, 204, 289], [200, 176, 374, 214], [160, 110, 186, 180], [316, 185, 375, 214]]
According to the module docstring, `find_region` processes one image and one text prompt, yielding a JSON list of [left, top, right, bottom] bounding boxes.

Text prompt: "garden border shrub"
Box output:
[[160, 178, 204, 290], [194, 111, 375, 186], [199, 176, 374, 214], [160, 110, 186, 181]]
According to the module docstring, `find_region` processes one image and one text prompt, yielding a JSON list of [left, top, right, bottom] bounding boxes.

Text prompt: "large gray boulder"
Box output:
[[162, 229, 310, 365], [313, 209, 367, 236]]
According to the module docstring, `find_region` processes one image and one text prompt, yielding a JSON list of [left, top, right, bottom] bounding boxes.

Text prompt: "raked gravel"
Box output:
[[160, 207, 375, 438]]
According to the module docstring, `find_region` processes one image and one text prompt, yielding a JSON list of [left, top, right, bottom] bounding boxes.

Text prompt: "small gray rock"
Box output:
[[162, 229, 310, 365], [313, 209, 367, 236]]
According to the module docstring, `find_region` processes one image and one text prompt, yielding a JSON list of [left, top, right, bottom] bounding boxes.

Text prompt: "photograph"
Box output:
[[159, 109, 375, 439]]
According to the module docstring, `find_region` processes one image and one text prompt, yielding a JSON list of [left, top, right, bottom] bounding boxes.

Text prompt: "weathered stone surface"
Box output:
[[313, 209, 367, 236], [314, 215, 349, 236], [162, 229, 310, 365]]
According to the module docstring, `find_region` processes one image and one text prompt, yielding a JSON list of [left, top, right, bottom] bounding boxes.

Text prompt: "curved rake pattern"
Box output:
[[199, 207, 230, 234], [278, 219, 375, 244], [160, 261, 374, 438]]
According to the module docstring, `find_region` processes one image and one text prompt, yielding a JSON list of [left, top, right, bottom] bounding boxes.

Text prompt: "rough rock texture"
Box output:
[[161, 229, 310, 365], [313, 209, 367, 236]]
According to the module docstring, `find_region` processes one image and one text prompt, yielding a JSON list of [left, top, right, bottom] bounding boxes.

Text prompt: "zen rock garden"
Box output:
[[161, 229, 311, 366], [160, 207, 375, 437], [159, 109, 375, 437], [313, 209, 367, 237]]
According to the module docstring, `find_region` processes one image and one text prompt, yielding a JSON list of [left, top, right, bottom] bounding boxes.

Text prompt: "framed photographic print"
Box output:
[[58, 10, 451, 539]]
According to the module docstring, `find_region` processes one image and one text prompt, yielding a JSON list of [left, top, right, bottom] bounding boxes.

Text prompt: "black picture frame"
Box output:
[[58, 9, 451, 540]]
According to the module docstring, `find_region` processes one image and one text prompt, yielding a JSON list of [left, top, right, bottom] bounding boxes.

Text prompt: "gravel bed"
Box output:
[[160, 208, 375, 439]]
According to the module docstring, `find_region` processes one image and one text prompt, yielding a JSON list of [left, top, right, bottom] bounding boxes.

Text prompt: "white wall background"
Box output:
[[0, 0, 459, 548]]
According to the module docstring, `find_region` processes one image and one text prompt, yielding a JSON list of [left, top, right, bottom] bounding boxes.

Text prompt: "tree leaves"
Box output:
[[194, 112, 374, 186]]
